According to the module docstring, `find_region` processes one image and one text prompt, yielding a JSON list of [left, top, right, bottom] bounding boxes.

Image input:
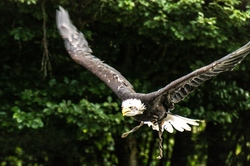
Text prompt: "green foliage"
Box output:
[[12, 0, 38, 5], [1, 0, 250, 165]]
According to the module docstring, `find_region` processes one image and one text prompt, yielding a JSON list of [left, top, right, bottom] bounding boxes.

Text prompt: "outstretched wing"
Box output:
[[56, 7, 135, 100], [146, 42, 250, 106]]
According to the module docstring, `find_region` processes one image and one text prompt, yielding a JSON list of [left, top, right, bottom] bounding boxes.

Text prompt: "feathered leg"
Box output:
[[121, 122, 144, 138], [157, 124, 163, 159]]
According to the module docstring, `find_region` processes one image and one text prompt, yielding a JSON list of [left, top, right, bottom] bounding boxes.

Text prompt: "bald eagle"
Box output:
[[56, 7, 250, 159]]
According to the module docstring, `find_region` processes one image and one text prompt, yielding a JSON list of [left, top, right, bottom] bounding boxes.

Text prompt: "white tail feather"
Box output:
[[144, 113, 200, 133]]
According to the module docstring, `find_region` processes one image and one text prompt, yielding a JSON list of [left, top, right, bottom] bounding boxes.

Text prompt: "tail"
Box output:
[[144, 113, 200, 133]]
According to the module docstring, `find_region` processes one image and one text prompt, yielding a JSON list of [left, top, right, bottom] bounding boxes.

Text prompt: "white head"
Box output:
[[121, 99, 146, 116]]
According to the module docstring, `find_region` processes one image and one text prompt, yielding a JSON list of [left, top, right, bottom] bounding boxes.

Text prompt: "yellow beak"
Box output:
[[122, 107, 129, 116]]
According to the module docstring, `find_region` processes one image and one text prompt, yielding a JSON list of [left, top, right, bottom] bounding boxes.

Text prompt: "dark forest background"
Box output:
[[1, 0, 250, 165]]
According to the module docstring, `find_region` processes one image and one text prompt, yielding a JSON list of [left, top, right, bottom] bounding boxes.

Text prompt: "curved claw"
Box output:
[[121, 132, 129, 138], [121, 122, 144, 138], [157, 156, 162, 159]]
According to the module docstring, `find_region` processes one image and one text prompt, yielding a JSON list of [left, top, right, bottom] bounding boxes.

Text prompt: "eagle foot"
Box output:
[[121, 122, 144, 138], [157, 155, 162, 160], [157, 124, 163, 159]]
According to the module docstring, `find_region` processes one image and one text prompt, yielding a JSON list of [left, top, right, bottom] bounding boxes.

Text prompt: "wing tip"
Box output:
[[56, 6, 93, 55]]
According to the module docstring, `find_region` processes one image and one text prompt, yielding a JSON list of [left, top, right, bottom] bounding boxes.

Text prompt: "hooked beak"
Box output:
[[122, 107, 130, 116]]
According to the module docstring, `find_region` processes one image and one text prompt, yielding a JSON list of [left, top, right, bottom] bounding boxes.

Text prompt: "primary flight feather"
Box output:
[[56, 6, 250, 159]]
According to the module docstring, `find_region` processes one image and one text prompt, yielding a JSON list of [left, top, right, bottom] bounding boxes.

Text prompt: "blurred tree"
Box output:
[[1, 0, 250, 165]]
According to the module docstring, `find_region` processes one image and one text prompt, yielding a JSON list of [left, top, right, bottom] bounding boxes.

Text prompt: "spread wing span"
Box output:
[[56, 6, 250, 105], [147, 42, 250, 105], [56, 7, 135, 100]]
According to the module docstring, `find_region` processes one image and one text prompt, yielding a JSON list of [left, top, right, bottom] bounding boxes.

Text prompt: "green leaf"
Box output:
[[107, 96, 112, 103], [49, 79, 57, 87], [64, 77, 69, 84]]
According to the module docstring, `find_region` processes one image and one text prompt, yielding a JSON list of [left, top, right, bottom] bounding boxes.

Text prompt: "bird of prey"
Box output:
[[56, 6, 250, 159]]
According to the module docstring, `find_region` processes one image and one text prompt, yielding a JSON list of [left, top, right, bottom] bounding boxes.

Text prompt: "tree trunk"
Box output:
[[170, 131, 192, 166], [206, 121, 227, 166], [114, 135, 138, 166]]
